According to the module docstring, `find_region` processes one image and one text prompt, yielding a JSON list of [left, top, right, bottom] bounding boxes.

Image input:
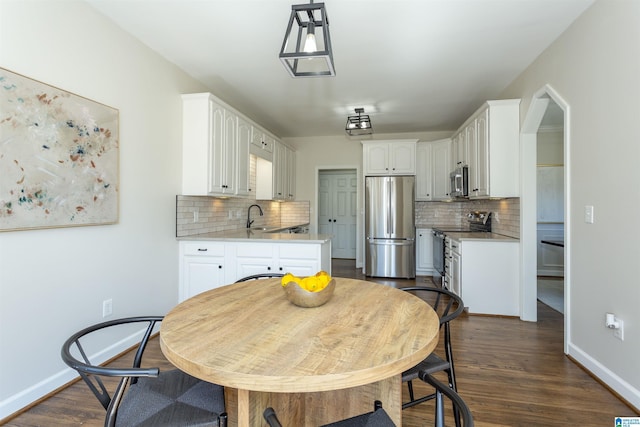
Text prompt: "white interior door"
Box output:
[[318, 170, 357, 259]]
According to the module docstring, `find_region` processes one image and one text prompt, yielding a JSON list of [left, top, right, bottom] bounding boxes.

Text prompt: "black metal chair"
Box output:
[[61, 316, 227, 427], [234, 273, 284, 282], [399, 286, 464, 425], [263, 400, 395, 427], [419, 371, 474, 427]]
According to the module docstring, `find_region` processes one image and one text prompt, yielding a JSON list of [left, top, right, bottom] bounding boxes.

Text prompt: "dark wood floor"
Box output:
[[4, 259, 637, 426]]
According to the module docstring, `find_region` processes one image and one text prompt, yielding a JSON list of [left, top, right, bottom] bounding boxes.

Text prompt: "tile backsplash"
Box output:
[[176, 196, 310, 237], [177, 196, 519, 238], [415, 198, 520, 238]]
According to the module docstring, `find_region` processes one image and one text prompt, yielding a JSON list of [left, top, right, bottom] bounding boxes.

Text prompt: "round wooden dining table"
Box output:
[[160, 277, 439, 426]]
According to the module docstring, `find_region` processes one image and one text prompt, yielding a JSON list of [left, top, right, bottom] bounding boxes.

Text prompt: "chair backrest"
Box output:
[[60, 316, 163, 410], [235, 273, 284, 282], [419, 371, 474, 427], [398, 286, 464, 328]]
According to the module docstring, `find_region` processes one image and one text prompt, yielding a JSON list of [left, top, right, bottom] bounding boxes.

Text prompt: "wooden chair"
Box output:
[[61, 316, 227, 427], [263, 400, 395, 427], [399, 286, 464, 426], [419, 371, 474, 427], [234, 273, 284, 282]]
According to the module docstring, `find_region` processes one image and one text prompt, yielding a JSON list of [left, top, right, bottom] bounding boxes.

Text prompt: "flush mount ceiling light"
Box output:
[[279, 0, 335, 78], [345, 108, 373, 136]]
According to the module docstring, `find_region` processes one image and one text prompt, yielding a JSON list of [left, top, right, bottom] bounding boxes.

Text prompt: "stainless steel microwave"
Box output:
[[450, 165, 469, 198]]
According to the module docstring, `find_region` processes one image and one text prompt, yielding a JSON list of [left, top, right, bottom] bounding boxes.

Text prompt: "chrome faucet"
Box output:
[[246, 204, 263, 228]]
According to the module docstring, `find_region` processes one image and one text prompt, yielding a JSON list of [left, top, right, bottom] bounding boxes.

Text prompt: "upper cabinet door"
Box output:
[[236, 116, 251, 197], [389, 142, 416, 174], [362, 140, 417, 175], [363, 143, 390, 175], [415, 142, 432, 201]]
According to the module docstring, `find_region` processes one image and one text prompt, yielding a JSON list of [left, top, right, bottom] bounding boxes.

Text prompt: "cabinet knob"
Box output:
[[267, 266, 271, 270], [218, 265, 222, 269]]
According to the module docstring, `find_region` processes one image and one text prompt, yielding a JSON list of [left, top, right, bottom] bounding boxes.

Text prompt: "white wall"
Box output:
[[501, 0, 640, 407], [0, 1, 207, 418]]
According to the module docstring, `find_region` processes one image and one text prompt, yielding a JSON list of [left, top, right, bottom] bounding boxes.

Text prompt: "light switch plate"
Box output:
[[584, 205, 594, 223]]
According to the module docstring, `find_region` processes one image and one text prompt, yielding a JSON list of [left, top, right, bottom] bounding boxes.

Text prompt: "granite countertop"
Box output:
[[177, 223, 332, 244], [445, 232, 518, 242]]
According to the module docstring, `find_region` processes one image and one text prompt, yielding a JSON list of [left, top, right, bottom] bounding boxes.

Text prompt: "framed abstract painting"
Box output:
[[0, 68, 119, 231]]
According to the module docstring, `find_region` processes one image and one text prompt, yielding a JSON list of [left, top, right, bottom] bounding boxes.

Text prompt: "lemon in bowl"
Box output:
[[281, 271, 335, 308]]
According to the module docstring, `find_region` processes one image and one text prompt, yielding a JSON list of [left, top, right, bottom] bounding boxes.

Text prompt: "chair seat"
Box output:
[[320, 407, 395, 427], [117, 369, 225, 427], [402, 353, 450, 382]]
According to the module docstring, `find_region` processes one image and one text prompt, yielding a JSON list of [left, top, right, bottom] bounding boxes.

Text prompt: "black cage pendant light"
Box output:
[[279, 0, 335, 77], [346, 108, 373, 136]]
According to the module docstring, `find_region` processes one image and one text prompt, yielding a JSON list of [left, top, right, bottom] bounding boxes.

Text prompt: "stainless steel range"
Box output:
[[432, 211, 492, 285]]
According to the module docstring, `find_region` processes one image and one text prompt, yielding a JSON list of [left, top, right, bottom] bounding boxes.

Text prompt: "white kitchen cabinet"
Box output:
[[431, 138, 452, 201], [452, 131, 468, 169], [251, 126, 275, 161], [278, 243, 329, 276], [456, 239, 519, 316], [416, 228, 434, 276], [179, 240, 331, 300], [270, 141, 296, 201], [449, 238, 461, 297], [235, 242, 329, 277], [285, 144, 296, 201], [182, 93, 240, 196], [234, 242, 277, 277], [362, 140, 417, 175], [236, 116, 251, 197], [453, 99, 520, 199], [179, 242, 227, 302], [415, 142, 433, 201]]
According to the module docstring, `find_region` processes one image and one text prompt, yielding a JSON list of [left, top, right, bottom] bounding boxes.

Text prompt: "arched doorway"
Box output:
[[520, 85, 570, 351]]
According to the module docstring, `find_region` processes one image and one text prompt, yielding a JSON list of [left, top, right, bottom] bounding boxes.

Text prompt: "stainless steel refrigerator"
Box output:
[[365, 176, 415, 278]]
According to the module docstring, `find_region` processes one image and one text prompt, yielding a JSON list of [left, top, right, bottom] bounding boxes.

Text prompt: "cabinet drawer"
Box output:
[[182, 242, 225, 256], [278, 244, 318, 260]]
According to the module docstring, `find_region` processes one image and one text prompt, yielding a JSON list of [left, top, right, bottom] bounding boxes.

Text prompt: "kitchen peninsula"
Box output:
[[178, 225, 332, 302]]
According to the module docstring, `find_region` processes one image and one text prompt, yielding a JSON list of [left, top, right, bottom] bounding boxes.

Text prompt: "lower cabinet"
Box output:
[[179, 242, 227, 302], [416, 228, 434, 276], [455, 239, 519, 316], [179, 240, 331, 301]]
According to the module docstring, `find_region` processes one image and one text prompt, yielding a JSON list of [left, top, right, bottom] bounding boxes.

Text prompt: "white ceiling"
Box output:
[[86, 0, 593, 138]]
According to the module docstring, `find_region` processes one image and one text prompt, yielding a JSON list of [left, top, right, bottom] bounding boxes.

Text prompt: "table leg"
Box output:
[[223, 376, 401, 426]]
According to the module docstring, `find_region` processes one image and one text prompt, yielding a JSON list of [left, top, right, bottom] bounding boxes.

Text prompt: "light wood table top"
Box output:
[[160, 277, 439, 425]]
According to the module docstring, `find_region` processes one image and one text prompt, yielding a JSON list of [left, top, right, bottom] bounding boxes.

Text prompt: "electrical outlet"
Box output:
[[193, 209, 199, 223], [228, 210, 233, 219], [614, 318, 624, 341], [102, 299, 113, 318]]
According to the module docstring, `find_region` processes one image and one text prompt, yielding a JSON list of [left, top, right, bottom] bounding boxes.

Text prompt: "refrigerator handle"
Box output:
[[389, 177, 395, 235], [387, 178, 392, 235]]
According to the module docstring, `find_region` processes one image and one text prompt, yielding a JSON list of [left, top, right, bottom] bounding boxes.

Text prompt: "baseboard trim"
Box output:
[[567, 342, 640, 413], [0, 329, 147, 421]]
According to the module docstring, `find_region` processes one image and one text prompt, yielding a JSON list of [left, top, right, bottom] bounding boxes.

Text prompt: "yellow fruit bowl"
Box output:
[[283, 278, 336, 308]]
